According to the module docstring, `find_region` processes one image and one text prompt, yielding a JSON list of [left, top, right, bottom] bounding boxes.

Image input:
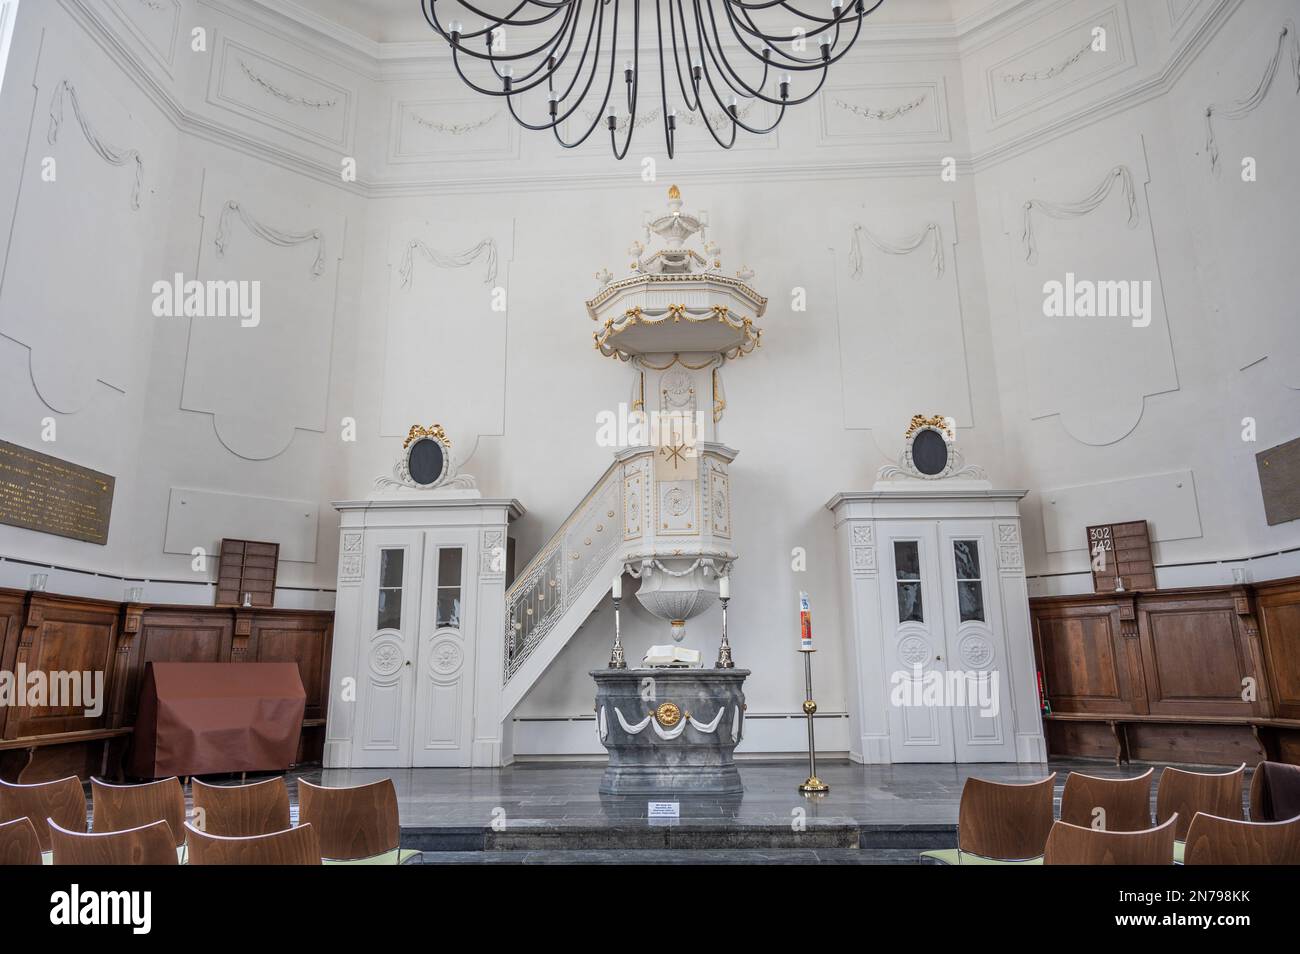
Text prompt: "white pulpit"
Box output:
[[324, 425, 523, 768], [827, 417, 1046, 765]]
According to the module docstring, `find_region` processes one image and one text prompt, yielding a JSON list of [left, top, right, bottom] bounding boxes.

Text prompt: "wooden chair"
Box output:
[[49, 818, 177, 865], [0, 817, 42, 866], [92, 777, 187, 859], [920, 773, 1056, 864], [297, 778, 420, 865], [1156, 763, 1245, 861], [1184, 812, 1300, 865], [1044, 815, 1177, 865], [1059, 768, 1153, 832], [1249, 761, 1300, 822], [184, 821, 321, 865], [191, 776, 290, 837], [0, 776, 87, 856]]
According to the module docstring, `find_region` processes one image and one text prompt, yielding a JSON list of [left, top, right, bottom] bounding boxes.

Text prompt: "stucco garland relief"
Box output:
[[984, 5, 1131, 126], [832, 92, 928, 121], [1007, 146, 1177, 447], [211, 37, 354, 150], [238, 59, 338, 110], [1202, 20, 1298, 176], [48, 80, 145, 211], [409, 110, 499, 135], [398, 238, 498, 289], [849, 222, 944, 279], [215, 200, 326, 276]]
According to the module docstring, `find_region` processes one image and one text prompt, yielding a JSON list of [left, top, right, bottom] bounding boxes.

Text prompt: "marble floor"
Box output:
[[276, 757, 1253, 858]]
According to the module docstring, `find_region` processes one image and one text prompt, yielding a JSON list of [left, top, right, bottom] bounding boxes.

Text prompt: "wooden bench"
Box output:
[[1043, 713, 1300, 766], [0, 728, 133, 783]]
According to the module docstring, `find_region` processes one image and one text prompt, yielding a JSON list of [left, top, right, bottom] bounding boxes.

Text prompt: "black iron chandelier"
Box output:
[[419, 0, 885, 158]]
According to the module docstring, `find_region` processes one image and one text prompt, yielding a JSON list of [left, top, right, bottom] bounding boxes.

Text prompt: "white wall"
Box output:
[[0, 0, 1296, 753]]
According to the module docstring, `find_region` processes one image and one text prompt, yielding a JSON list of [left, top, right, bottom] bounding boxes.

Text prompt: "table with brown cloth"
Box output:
[[129, 662, 306, 778]]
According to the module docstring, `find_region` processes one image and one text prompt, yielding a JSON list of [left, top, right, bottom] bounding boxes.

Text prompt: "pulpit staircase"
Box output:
[[501, 450, 648, 715]]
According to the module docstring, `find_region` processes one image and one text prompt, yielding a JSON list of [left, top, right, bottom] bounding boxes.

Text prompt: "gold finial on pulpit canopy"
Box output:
[[668, 184, 681, 200]]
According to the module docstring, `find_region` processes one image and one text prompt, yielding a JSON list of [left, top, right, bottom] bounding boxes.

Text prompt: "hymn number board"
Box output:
[[1086, 520, 1156, 593], [215, 538, 280, 607]]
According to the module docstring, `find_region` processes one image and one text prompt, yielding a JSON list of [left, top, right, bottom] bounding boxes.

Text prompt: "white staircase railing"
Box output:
[[503, 452, 649, 711]]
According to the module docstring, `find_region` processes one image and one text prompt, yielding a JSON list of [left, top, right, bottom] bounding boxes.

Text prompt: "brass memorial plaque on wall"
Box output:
[[0, 440, 115, 545]]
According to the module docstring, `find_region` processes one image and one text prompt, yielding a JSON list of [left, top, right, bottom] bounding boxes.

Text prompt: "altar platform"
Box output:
[[284, 757, 1229, 863]]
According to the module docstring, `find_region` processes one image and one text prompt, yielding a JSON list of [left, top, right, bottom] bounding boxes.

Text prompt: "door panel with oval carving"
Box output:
[[411, 541, 476, 766], [354, 534, 422, 766]]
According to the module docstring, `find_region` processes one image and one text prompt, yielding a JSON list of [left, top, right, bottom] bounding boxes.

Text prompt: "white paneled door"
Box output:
[[936, 526, 1017, 762], [880, 522, 1017, 763], [411, 538, 477, 767], [355, 532, 421, 766], [353, 531, 477, 767], [881, 523, 955, 762]]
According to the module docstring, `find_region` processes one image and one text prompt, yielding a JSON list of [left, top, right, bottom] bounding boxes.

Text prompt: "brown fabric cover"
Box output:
[[1255, 762, 1300, 822], [129, 663, 305, 778]]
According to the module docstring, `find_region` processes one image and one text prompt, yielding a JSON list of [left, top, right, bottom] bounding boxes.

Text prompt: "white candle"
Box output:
[[719, 576, 730, 599], [611, 575, 622, 599]]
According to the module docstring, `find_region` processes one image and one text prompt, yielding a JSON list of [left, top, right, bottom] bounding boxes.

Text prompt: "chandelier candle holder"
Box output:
[[715, 575, 734, 668], [418, 0, 886, 158], [609, 575, 628, 669]]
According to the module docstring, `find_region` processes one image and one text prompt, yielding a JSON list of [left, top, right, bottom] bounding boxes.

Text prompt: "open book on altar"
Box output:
[[642, 645, 702, 667]]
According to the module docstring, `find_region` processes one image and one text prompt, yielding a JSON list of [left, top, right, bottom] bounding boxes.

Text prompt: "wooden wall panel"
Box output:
[[0, 588, 333, 781], [1031, 579, 1300, 767], [1033, 601, 1140, 714], [1139, 602, 1255, 717], [1257, 579, 1300, 720], [4, 596, 120, 739]]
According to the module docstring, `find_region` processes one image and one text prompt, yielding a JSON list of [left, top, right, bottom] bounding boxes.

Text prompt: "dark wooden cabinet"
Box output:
[[0, 589, 332, 782], [1031, 580, 1300, 766]]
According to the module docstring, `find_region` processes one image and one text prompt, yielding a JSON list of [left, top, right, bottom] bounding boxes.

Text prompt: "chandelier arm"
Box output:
[[691, 0, 785, 114], [668, 0, 702, 111], [727, 0, 876, 65], [610, 0, 643, 159], [455, 0, 591, 98], [547, 0, 603, 104], [491, 0, 591, 100], [491, 1, 582, 82], [550, 0, 618, 149], [654, 0, 676, 158], [688, 0, 762, 139], [425, 0, 572, 41]]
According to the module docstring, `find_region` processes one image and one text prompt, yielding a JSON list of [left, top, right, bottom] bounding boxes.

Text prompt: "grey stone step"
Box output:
[[414, 847, 922, 864]]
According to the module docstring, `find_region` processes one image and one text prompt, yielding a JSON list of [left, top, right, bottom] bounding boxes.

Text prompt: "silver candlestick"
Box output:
[[608, 596, 627, 669], [716, 596, 734, 669]]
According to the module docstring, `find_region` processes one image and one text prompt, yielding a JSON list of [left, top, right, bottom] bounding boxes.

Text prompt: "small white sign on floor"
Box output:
[[647, 801, 680, 821]]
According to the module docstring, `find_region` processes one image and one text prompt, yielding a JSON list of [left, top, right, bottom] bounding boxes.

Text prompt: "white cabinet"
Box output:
[[828, 453, 1046, 764], [325, 496, 522, 768]]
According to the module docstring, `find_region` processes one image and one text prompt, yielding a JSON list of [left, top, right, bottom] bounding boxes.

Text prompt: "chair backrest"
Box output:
[[1249, 761, 1300, 822], [957, 773, 1057, 860], [92, 777, 186, 847], [191, 776, 290, 837], [184, 822, 321, 865], [0, 817, 42, 866], [1156, 764, 1245, 840], [0, 776, 87, 852], [1060, 768, 1154, 832], [49, 818, 177, 865], [1184, 812, 1300, 865], [297, 778, 400, 861], [1043, 814, 1177, 865]]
